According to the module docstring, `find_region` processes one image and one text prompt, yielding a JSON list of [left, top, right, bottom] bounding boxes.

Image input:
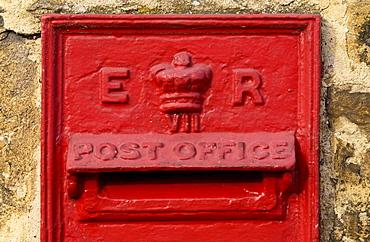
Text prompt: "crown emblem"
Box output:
[[150, 52, 212, 113]]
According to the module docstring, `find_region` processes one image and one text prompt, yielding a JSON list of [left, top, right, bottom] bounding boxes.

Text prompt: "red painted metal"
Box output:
[[42, 14, 320, 241], [68, 132, 295, 172]]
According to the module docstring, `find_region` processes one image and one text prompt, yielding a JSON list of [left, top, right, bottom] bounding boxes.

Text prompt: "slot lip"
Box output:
[[76, 172, 289, 221]]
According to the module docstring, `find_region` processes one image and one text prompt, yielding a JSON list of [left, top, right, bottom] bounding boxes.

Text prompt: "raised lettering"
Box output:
[[94, 143, 117, 160], [249, 142, 269, 160], [167, 113, 201, 133], [192, 113, 200, 132], [233, 69, 264, 105], [218, 142, 236, 159], [271, 141, 292, 159], [173, 142, 196, 160], [142, 142, 164, 160], [237, 142, 245, 160], [120, 143, 141, 160], [182, 113, 191, 133], [73, 142, 93, 160], [198, 142, 216, 160], [68, 133, 296, 171], [101, 67, 130, 103], [166, 114, 181, 133]]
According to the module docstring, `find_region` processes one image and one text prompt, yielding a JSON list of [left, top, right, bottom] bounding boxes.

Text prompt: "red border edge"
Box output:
[[41, 14, 321, 242]]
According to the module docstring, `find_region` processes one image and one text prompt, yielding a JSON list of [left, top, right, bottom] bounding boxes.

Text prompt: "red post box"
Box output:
[[42, 14, 320, 241]]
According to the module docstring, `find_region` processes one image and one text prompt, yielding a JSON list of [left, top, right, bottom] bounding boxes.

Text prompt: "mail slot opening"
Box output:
[[76, 170, 291, 221], [98, 171, 265, 200]]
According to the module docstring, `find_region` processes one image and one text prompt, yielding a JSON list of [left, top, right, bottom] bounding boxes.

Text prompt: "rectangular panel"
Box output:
[[68, 132, 295, 171], [42, 14, 320, 242]]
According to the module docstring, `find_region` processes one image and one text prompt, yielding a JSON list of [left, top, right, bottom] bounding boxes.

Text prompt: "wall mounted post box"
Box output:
[[42, 14, 320, 241]]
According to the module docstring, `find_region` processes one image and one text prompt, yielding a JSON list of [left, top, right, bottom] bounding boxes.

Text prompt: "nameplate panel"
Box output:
[[67, 132, 295, 172]]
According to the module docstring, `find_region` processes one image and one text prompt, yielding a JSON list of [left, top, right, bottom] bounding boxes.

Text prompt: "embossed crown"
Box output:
[[150, 52, 212, 113]]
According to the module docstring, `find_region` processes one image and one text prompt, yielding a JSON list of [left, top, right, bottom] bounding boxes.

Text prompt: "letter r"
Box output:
[[233, 69, 264, 105]]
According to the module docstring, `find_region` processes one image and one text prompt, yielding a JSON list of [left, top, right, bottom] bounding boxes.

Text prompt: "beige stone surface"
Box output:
[[0, 0, 369, 241], [0, 27, 41, 241]]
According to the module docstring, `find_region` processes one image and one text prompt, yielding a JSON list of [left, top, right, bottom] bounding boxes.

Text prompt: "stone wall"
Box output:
[[0, 0, 369, 241]]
